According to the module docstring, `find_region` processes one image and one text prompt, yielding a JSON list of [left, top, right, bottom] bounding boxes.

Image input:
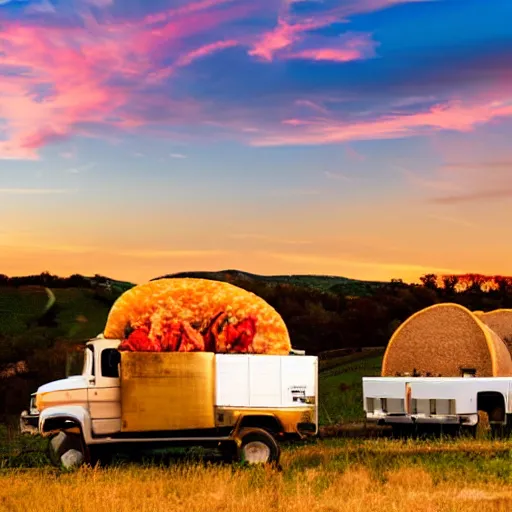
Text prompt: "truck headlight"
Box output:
[[34, 393, 43, 412], [29, 395, 39, 415]]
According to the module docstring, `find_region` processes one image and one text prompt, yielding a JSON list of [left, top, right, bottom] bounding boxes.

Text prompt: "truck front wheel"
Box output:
[[236, 428, 280, 466], [47, 432, 85, 469]]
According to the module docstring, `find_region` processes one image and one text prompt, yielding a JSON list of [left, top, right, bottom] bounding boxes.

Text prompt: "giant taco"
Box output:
[[103, 278, 291, 355]]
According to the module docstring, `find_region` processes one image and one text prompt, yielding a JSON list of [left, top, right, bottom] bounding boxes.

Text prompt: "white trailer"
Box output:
[[363, 376, 512, 432]]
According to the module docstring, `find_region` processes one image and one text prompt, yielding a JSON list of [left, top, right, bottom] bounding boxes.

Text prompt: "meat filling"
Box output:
[[118, 311, 257, 353]]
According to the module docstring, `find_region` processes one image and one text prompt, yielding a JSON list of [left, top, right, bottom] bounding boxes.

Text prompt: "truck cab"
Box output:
[[20, 337, 318, 468]]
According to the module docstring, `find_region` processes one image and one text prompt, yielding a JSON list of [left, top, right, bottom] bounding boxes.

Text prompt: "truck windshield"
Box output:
[[65, 346, 86, 377]]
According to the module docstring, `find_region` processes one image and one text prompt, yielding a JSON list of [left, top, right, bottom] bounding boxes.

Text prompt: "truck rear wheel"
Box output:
[[236, 428, 280, 466]]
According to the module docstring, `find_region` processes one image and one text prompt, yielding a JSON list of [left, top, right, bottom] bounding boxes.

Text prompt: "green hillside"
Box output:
[[0, 286, 50, 336], [51, 288, 114, 340], [153, 269, 387, 296]]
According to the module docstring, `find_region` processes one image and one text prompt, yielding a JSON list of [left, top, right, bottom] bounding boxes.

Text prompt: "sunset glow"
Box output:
[[1, 0, 511, 284]]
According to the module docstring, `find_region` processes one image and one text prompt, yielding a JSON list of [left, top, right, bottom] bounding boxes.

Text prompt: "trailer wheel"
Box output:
[[236, 428, 280, 465]]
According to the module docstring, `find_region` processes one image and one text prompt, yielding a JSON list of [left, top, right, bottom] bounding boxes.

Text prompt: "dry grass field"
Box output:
[[4, 465, 512, 512], [3, 438, 512, 512], [3, 352, 512, 511]]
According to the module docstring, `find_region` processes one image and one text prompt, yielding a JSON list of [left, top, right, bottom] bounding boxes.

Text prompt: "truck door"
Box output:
[[87, 347, 122, 435]]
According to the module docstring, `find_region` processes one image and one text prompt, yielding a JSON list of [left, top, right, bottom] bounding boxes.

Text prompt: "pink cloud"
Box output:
[[247, 0, 432, 62], [0, 0, 504, 159], [289, 48, 365, 62], [0, 23, 128, 158], [146, 39, 239, 83], [294, 99, 329, 115], [142, 0, 237, 25], [0, 1, 249, 159], [282, 118, 312, 126], [250, 99, 512, 146], [287, 33, 378, 62], [248, 17, 337, 62], [175, 39, 238, 67]]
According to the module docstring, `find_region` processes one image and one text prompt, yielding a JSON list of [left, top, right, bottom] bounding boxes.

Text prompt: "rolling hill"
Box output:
[[153, 269, 387, 296]]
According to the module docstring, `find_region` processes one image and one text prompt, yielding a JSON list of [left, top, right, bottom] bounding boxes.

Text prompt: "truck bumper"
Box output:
[[20, 410, 40, 435], [366, 412, 478, 427], [366, 412, 413, 425]]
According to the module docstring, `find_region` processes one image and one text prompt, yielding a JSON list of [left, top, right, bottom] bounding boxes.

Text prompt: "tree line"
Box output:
[[1, 271, 512, 418]]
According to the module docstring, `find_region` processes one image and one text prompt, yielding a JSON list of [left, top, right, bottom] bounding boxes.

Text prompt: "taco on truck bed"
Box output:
[[103, 278, 291, 355]]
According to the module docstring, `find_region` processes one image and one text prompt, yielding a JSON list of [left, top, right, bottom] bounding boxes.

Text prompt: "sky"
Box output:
[[1, 0, 512, 284]]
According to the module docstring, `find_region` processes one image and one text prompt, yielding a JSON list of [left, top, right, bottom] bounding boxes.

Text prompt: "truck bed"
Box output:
[[215, 354, 317, 408], [120, 353, 318, 433]]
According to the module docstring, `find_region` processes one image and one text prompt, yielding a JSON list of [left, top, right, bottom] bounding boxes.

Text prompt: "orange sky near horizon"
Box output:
[[2, 182, 511, 285]]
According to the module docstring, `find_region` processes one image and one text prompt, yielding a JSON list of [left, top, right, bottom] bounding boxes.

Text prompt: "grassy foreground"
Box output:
[[3, 438, 512, 511]]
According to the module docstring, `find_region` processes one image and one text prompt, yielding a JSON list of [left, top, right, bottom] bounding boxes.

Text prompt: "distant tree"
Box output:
[[493, 276, 512, 301], [466, 274, 485, 293], [409, 285, 439, 308], [67, 274, 89, 288], [420, 273, 438, 290], [442, 275, 459, 296]]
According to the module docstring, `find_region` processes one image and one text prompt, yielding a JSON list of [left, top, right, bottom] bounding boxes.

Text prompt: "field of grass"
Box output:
[[2, 348, 512, 510], [319, 354, 383, 425], [2, 279, 512, 509], [3, 438, 512, 511]]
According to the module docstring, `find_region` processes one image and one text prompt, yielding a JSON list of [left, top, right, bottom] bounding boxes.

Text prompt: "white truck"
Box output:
[[362, 375, 512, 434], [20, 336, 318, 468]]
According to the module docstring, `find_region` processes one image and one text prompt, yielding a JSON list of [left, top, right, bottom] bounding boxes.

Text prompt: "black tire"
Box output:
[[47, 432, 85, 468], [236, 428, 280, 466]]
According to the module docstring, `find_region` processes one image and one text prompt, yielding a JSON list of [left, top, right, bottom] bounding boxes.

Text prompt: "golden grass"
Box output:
[[2, 463, 512, 512], [4, 438, 512, 512]]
